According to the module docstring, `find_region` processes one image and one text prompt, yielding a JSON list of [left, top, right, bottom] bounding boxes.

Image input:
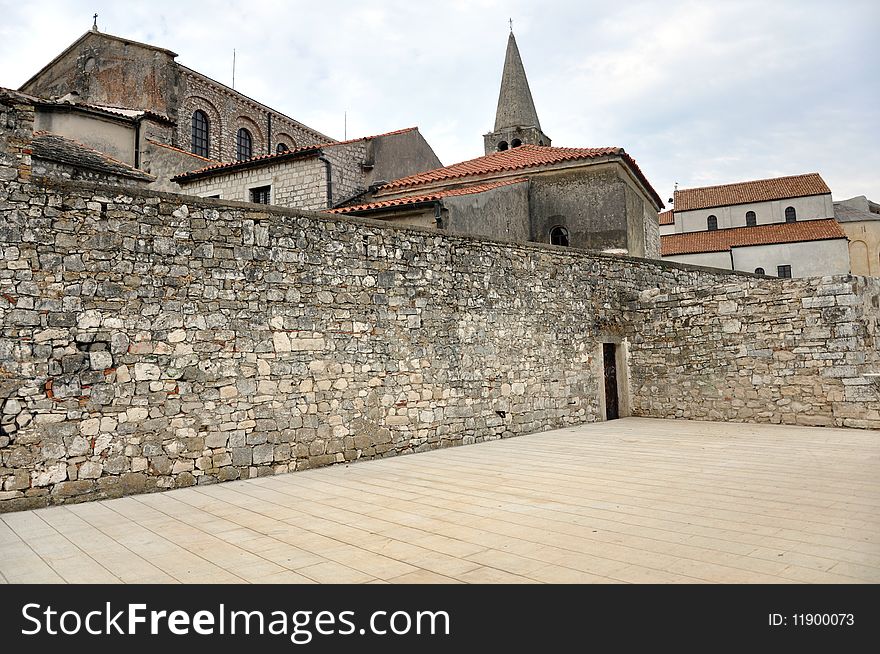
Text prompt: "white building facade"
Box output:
[[661, 173, 850, 278]]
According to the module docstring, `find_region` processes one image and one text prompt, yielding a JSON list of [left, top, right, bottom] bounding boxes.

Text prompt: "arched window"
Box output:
[[550, 226, 569, 247], [755, 267, 765, 275], [276, 143, 289, 154], [785, 206, 797, 223], [746, 211, 757, 227], [236, 128, 253, 161], [191, 110, 210, 157], [707, 215, 718, 231], [511, 138, 522, 148], [497, 141, 509, 151]]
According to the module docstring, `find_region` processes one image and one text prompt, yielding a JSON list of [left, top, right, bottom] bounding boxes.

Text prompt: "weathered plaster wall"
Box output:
[[141, 140, 217, 193], [21, 32, 180, 121], [528, 164, 632, 253], [442, 182, 531, 242]]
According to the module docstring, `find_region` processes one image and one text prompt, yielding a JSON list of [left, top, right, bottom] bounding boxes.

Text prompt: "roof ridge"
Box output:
[[329, 177, 530, 214], [660, 218, 845, 255], [677, 172, 823, 193]]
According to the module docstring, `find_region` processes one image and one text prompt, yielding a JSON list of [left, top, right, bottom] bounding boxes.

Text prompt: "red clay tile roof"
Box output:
[[173, 127, 418, 182], [659, 209, 674, 225], [328, 178, 528, 214], [674, 173, 830, 212], [661, 219, 846, 256], [378, 144, 663, 208]]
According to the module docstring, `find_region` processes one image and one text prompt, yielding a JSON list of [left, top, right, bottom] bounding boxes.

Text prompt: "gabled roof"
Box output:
[[31, 131, 155, 181], [674, 173, 831, 212], [172, 127, 419, 183], [660, 219, 846, 256], [377, 144, 664, 208], [20, 29, 177, 92], [659, 209, 675, 225], [835, 203, 880, 223], [328, 178, 528, 215]]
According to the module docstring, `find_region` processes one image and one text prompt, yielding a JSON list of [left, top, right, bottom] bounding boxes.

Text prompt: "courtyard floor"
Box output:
[[1, 417, 878, 584]]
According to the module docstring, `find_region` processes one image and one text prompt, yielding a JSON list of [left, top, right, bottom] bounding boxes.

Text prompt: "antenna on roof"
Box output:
[[92, 13, 99, 31], [344, 111, 347, 140], [232, 49, 236, 89]]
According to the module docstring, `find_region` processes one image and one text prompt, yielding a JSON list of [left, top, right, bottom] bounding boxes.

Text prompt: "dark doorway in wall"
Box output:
[[603, 343, 619, 420]]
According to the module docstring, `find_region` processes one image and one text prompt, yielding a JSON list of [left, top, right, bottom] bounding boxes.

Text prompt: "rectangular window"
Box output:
[[250, 185, 271, 205], [777, 265, 792, 278]]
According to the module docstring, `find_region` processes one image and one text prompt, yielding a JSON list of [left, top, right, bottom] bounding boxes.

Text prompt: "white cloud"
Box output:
[[0, 0, 877, 200]]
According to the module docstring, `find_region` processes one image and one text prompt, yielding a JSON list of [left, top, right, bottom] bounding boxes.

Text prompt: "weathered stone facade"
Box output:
[[19, 30, 333, 163], [175, 129, 443, 210], [178, 66, 329, 162]]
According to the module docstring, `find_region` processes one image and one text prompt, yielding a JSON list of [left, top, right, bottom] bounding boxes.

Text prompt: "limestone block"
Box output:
[[32, 463, 67, 487], [134, 363, 161, 381], [78, 461, 103, 479]]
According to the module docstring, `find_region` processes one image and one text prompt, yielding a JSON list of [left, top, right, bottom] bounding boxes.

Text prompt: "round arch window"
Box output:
[[550, 226, 570, 247], [276, 142, 290, 154], [511, 138, 522, 147], [755, 267, 765, 275], [236, 128, 253, 161], [497, 141, 509, 151]]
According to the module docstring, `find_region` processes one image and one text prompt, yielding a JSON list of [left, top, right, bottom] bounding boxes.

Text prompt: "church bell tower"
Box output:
[[484, 30, 551, 155]]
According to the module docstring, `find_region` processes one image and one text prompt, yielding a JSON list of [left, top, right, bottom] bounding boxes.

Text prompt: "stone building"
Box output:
[[171, 127, 443, 210], [661, 173, 851, 277], [19, 27, 334, 164], [835, 195, 880, 276], [330, 32, 664, 258]]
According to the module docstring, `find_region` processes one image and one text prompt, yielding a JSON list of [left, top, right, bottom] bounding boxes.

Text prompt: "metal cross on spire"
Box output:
[[92, 13, 98, 30], [509, 18, 513, 32]]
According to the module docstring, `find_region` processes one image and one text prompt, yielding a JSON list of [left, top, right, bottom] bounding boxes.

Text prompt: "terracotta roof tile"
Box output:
[[173, 127, 418, 182], [661, 219, 846, 256], [328, 178, 528, 214], [378, 144, 663, 208], [674, 173, 830, 212], [659, 209, 674, 225]]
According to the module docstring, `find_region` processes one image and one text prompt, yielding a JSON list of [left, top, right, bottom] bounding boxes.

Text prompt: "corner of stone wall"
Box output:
[[0, 95, 35, 184]]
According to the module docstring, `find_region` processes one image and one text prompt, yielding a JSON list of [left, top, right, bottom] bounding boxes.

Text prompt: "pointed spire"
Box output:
[[494, 31, 541, 132], [484, 31, 550, 154]]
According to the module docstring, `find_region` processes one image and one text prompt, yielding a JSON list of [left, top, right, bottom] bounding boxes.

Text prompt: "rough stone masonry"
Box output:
[[2, 102, 879, 512]]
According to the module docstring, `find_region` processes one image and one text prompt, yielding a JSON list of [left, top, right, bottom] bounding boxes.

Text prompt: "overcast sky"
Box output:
[[1, 0, 877, 203]]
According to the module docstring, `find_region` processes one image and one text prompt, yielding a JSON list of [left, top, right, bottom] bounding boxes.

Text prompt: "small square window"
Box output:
[[777, 265, 792, 278], [250, 185, 271, 205]]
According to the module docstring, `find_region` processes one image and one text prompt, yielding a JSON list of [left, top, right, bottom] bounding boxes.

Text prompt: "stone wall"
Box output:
[[631, 276, 880, 428], [2, 105, 878, 512], [32, 157, 148, 188], [179, 155, 328, 208], [1, 177, 877, 513], [0, 91, 34, 184]]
